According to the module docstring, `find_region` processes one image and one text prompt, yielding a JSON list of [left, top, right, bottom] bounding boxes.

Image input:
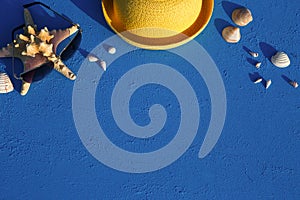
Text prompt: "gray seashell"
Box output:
[[271, 52, 290, 68], [222, 26, 241, 43], [232, 8, 253, 27], [0, 73, 14, 94]]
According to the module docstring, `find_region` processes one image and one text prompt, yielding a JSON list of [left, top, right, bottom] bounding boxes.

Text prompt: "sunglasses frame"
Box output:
[[12, 1, 82, 80]]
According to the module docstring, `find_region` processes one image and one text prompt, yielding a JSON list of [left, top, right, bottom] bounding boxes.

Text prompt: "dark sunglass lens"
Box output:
[[60, 31, 82, 61]]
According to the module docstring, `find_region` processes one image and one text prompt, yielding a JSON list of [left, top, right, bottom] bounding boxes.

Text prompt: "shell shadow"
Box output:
[[248, 72, 266, 86], [78, 48, 89, 58], [70, 0, 112, 31], [214, 18, 233, 38], [259, 42, 277, 62], [222, 1, 243, 20], [248, 72, 261, 82], [78, 48, 104, 69], [281, 75, 292, 84], [247, 58, 258, 66]]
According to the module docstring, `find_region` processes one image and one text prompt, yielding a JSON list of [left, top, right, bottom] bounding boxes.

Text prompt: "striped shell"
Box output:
[[222, 26, 241, 43], [0, 73, 14, 94], [271, 52, 291, 68], [232, 8, 253, 26]]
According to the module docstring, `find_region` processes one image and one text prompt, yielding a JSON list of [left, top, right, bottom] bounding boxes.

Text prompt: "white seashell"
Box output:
[[108, 46, 116, 55], [290, 81, 298, 88], [254, 78, 263, 84], [88, 55, 99, 63], [271, 51, 291, 68], [222, 26, 241, 43], [265, 79, 272, 89], [232, 8, 253, 27], [0, 73, 14, 94], [100, 60, 107, 71], [249, 51, 259, 58], [255, 62, 262, 68]]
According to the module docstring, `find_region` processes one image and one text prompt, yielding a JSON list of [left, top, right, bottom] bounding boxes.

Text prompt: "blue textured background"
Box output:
[[0, 0, 299, 199]]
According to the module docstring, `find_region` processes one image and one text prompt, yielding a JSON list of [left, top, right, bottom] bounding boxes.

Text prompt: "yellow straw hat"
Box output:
[[102, 0, 214, 50]]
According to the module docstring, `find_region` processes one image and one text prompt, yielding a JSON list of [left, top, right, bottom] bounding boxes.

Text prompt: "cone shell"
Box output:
[[265, 80, 272, 89], [0, 73, 14, 94], [271, 52, 291, 68], [100, 60, 107, 71], [254, 78, 263, 84], [222, 26, 241, 43], [232, 8, 253, 26]]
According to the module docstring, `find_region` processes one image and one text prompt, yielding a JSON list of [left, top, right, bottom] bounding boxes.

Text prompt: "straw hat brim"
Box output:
[[102, 0, 214, 50]]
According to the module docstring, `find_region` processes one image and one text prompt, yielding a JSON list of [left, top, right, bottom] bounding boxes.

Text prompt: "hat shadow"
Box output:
[[214, 18, 233, 38], [222, 1, 243, 20], [259, 42, 277, 62], [71, 0, 112, 31]]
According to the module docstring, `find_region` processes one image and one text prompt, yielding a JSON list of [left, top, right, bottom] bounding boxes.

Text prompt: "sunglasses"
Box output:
[[12, 1, 82, 82]]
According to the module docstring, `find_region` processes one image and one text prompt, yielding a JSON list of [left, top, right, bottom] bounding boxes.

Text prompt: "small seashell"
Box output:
[[255, 62, 262, 68], [290, 81, 298, 88], [0, 73, 14, 94], [88, 55, 99, 63], [249, 51, 259, 58], [254, 78, 263, 84], [265, 79, 272, 89], [271, 51, 291, 68], [108, 46, 116, 55], [222, 26, 241, 43], [232, 8, 253, 27], [100, 60, 107, 71]]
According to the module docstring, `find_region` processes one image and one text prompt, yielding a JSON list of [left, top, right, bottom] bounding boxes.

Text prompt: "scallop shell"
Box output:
[[271, 52, 291, 68], [0, 73, 14, 94], [232, 8, 253, 26], [222, 26, 241, 43]]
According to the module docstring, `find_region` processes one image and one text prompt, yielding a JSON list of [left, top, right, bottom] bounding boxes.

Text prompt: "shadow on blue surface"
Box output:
[[214, 18, 233, 38], [248, 72, 262, 82], [281, 75, 292, 84], [71, 0, 112, 31], [222, 1, 243, 19], [259, 42, 277, 62], [246, 57, 259, 66]]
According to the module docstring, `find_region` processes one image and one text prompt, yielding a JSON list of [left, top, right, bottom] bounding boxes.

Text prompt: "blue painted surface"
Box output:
[[0, 0, 299, 199]]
